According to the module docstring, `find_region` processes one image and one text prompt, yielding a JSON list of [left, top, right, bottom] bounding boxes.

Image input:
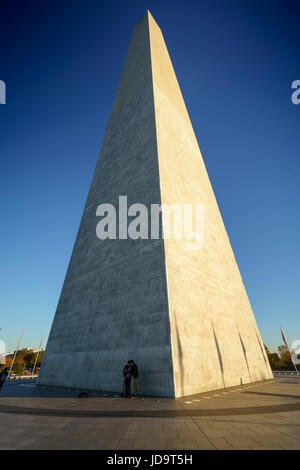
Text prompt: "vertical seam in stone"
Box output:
[[147, 12, 176, 398]]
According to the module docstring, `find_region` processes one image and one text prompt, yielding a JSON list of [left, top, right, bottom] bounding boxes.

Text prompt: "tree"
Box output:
[[276, 345, 294, 370], [5, 357, 13, 367], [264, 345, 280, 370], [15, 356, 24, 366], [24, 352, 35, 368], [14, 363, 24, 375], [278, 345, 289, 357]]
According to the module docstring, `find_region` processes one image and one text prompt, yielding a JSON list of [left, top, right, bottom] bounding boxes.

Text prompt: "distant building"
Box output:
[[3, 348, 45, 358]]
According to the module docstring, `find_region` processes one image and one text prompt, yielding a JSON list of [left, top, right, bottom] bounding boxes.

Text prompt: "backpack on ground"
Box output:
[[78, 391, 91, 398]]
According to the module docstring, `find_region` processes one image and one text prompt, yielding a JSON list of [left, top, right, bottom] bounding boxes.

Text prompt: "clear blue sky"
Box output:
[[0, 0, 299, 353]]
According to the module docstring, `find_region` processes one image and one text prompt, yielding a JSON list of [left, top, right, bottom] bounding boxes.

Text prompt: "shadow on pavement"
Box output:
[[244, 390, 300, 399], [0, 401, 300, 418]]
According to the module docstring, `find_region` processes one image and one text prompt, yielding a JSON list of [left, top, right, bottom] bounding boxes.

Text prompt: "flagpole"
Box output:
[[31, 334, 43, 376], [8, 330, 23, 377], [280, 326, 298, 372]]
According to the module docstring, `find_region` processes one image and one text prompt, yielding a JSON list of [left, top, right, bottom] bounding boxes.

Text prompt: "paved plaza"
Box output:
[[0, 375, 299, 450]]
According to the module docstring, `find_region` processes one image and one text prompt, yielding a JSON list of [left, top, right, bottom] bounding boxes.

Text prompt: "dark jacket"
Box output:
[[131, 363, 138, 378], [123, 365, 132, 378]]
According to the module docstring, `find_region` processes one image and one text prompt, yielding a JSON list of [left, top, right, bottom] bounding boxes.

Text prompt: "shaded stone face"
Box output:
[[38, 11, 273, 398]]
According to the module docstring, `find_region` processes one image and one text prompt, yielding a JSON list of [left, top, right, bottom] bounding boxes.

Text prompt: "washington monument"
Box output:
[[38, 11, 273, 397]]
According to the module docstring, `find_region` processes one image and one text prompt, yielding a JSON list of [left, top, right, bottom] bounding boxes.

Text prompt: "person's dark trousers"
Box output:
[[0, 381, 4, 390], [121, 379, 126, 397], [125, 377, 131, 397]]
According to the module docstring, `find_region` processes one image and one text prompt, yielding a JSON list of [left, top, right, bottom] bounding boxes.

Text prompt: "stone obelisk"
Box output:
[[38, 11, 273, 397]]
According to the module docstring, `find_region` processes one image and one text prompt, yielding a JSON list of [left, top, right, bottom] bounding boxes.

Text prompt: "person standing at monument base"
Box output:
[[128, 360, 139, 396], [123, 362, 133, 398]]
